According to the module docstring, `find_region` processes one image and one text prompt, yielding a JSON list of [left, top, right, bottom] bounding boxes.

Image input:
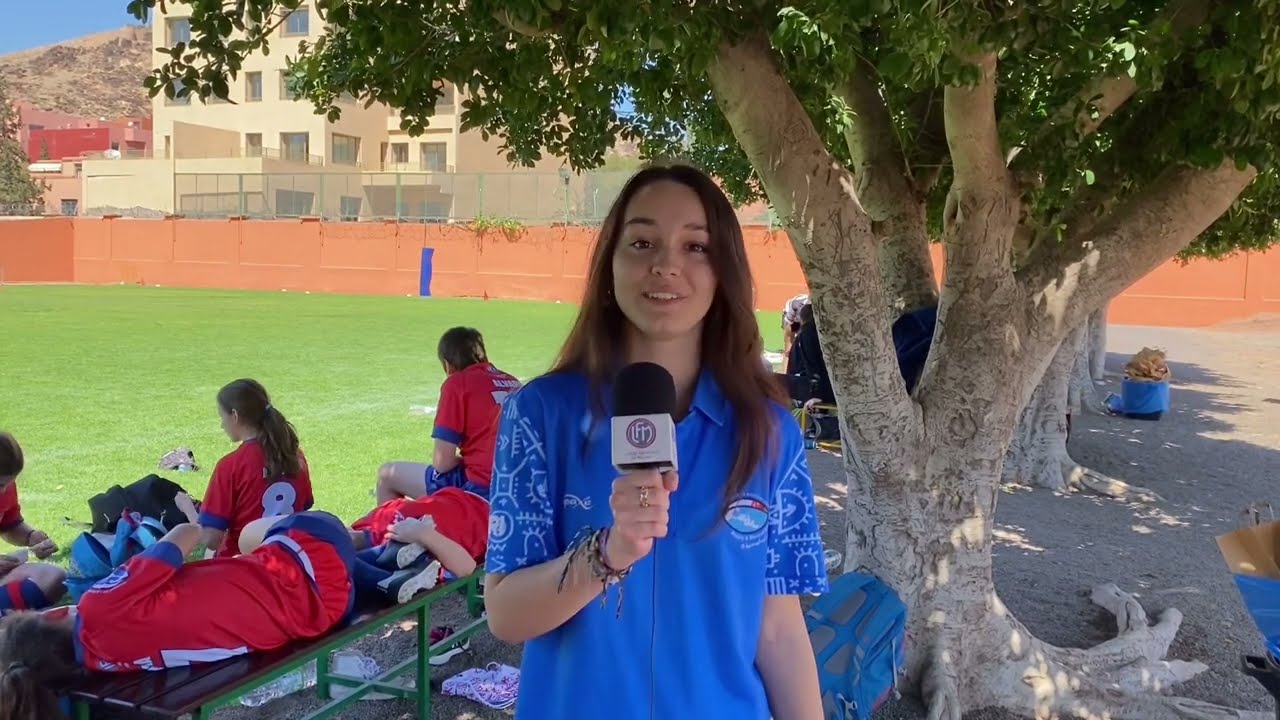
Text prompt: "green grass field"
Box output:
[[1, 285, 784, 559]]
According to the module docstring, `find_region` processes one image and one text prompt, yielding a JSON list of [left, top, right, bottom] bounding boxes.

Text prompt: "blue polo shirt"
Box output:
[[485, 369, 828, 720]]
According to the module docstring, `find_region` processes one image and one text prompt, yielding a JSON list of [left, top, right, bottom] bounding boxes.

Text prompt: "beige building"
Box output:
[[81, 4, 577, 220]]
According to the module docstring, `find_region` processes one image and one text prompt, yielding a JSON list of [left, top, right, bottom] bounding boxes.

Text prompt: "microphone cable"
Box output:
[[649, 536, 658, 720]]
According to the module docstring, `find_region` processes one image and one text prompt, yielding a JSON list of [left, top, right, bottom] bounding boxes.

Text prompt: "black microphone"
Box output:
[[610, 362, 679, 473]]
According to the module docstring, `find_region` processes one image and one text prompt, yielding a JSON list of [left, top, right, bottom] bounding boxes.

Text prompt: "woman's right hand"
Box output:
[[604, 469, 679, 571]]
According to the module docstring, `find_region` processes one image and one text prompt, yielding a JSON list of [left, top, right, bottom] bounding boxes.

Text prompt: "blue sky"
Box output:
[[0, 1, 143, 55]]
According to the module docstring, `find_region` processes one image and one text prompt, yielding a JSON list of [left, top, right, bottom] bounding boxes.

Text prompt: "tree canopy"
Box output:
[[132, 0, 1278, 261], [0, 78, 44, 209]]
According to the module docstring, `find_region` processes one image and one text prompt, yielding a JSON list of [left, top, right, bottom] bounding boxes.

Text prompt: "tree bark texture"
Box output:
[[1005, 325, 1157, 499], [1088, 303, 1109, 380], [707, 36, 1259, 720]]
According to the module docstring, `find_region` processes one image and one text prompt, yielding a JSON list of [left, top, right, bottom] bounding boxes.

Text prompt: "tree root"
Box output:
[[1062, 459, 1164, 503], [919, 585, 1269, 720]]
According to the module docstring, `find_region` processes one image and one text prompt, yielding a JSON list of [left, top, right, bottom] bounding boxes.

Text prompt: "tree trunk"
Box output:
[[708, 37, 1258, 720], [1088, 302, 1109, 380], [879, 212, 939, 316], [1003, 325, 1157, 499]]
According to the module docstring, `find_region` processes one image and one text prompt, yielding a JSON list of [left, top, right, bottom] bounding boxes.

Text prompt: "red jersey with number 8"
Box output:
[[198, 440, 314, 557]]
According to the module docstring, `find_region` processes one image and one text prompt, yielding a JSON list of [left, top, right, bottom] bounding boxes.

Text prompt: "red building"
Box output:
[[16, 102, 151, 161]]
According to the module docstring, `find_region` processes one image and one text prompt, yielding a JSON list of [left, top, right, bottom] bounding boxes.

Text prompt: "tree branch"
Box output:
[[1021, 159, 1256, 339], [837, 59, 917, 221], [945, 52, 1012, 197], [1026, 0, 1213, 148], [707, 34, 921, 464], [837, 59, 939, 311]]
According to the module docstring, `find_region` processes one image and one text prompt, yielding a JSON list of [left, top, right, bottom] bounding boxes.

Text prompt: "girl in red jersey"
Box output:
[[197, 379, 315, 558], [0, 432, 67, 616]]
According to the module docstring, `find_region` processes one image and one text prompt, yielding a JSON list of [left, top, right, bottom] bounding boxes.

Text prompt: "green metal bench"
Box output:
[[66, 570, 487, 720]]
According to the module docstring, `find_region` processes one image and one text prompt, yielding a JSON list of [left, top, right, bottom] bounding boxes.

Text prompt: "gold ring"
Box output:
[[638, 486, 651, 509]]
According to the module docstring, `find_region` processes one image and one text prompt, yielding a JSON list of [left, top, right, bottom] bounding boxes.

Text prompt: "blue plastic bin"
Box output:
[[1120, 378, 1170, 420]]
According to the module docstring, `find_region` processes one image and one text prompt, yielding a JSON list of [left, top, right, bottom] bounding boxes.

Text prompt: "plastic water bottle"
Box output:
[[824, 549, 843, 573], [239, 661, 317, 707]]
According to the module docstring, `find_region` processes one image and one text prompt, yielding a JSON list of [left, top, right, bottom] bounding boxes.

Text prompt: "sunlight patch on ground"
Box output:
[[993, 525, 1046, 553]]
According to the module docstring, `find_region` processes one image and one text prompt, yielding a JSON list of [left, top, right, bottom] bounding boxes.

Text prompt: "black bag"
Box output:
[[88, 474, 189, 534]]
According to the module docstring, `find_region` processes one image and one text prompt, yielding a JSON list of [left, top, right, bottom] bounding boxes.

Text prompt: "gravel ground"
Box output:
[[220, 323, 1280, 719]]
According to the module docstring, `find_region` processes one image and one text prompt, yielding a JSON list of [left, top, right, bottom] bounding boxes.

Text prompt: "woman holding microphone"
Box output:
[[483, 164, 827, 720]]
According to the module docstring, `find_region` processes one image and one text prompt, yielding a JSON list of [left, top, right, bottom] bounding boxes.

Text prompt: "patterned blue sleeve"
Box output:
[[485, 385, 558, 574], [765, 419, 830, 596]]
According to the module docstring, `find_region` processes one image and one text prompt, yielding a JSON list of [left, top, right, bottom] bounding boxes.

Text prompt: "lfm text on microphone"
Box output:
[[610, 362, 679, 474]]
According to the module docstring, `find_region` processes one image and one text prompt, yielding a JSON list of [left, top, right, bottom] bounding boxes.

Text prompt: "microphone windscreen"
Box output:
[[612, 362, 677, 417]]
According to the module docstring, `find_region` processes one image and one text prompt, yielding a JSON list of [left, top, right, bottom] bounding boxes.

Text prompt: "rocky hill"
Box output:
[[0, 26, 152, 119]]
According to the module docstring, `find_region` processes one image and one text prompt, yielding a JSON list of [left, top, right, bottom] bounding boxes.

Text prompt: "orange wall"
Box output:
[[1, 217, 1277, 328], [0, 218, 74, 283]]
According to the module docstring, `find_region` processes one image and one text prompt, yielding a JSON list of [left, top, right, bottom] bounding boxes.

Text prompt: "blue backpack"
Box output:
[[66, 511, 168, 601], [806, 571, 908, 720]]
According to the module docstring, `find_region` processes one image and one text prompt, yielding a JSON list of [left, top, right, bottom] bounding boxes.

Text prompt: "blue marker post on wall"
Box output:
[[419, 247, 434, 297]]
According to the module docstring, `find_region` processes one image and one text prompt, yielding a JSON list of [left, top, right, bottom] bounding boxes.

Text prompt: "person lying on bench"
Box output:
[[0, 431, 67, 615], [196, 379, 315, 558], [375, 327, 519, 504], [237, 515, 447, 607], [0, 509, 358, 712], [347, 486, 489, 600]]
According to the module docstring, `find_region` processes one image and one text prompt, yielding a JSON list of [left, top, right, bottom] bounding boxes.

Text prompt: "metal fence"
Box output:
[[0, 202, 44, 217], [172, 171, 777, 226]]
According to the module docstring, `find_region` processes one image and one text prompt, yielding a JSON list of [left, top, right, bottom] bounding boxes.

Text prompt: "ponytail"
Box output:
[[217, 380, 303, 480], [259, 406, 302, 480], [0, 613, 79, 720]]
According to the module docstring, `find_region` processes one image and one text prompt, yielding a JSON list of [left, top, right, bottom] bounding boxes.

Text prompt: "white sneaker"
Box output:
[[376, 561, 441, 604]]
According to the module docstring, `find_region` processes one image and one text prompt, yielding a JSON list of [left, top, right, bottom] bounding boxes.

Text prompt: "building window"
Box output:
[[437, 82, 455, 106], [390, 142, 408, 164], [420, 142, 447, 172], [279, 71, 300, 100], [245, 133, 263, 157], [166, 18, 191, 45], [280, 132, 310, 162], [275, 189, 314, 216], [60, 199, 78, 216], [245, 72, 262, 102], [332, 134, 360, 165], [339, 196, 362, 220], [166, 79, 191, 106], [281, 7, 309, 36]]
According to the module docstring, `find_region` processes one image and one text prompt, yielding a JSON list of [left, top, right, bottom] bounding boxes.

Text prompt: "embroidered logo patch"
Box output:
[[724, 496, 770, 536]]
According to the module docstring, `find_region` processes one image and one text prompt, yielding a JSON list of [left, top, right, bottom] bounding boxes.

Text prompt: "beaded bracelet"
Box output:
[[557, 526, 632, 618]]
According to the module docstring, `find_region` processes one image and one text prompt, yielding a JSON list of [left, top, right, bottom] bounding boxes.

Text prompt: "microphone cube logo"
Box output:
[[625, 418, 658, 449]]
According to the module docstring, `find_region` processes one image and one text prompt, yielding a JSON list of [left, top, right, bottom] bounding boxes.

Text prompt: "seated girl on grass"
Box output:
[[195, 379, 315, 558], [0, 432, 67, 615]]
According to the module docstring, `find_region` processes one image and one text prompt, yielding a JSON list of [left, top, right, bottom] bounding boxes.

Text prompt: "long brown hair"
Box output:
[[0, 432, 23, 478], [0, 612, 80, 720], [217, 379, 303, 479], [551, 164, 786, 508]]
